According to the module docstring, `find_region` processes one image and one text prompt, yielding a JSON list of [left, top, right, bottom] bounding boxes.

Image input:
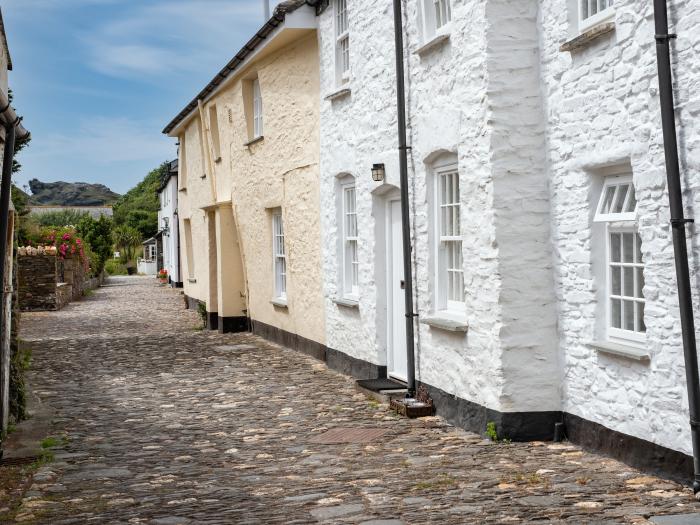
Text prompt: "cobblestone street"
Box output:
[[5, 276, 700, 523]]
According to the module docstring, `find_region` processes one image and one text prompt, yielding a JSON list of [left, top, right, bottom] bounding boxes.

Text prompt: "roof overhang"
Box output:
[[163, 2, 317, 137]]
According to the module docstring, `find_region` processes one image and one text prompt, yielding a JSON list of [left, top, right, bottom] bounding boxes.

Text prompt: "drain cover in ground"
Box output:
[[356, 378, 406, 392], [309, 427, 389, 444], [0, 456, 39, 467]]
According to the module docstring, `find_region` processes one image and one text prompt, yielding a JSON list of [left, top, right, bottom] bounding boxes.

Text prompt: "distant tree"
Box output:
[[112, 162, 167, 240], [10, 184, 29, 216], [35, 209, 89, 227], [77, 215, 113, 275]]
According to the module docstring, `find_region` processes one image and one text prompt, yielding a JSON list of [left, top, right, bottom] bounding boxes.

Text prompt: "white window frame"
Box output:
[[579, 0, 614, 33], [433, 161, 464, 316], [335, 0, 350, 85], [594, 174, 645, 345], [272, 210, 286, 301], [341, 181, 359, 299], [253, 78, 263, 138], [419, 0, 452, 42]]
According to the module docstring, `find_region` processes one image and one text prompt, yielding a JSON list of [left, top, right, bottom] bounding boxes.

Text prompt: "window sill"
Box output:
[[244, 136, 264, 147], [414, 32, 450, 56], [420, 314, 468, 333], [588, 340, 650, 362], [187, 278, 197, 284], [333, 297, 359, 309], [324, 85, 351, 102], [271, 298, 288, 308], [560, 22, 615, 53]]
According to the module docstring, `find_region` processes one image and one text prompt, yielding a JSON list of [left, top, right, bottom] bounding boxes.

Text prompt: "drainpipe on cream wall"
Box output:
[[197, 99, 218, 203]]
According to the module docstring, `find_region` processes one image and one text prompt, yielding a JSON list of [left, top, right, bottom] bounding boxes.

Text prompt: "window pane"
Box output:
[[613, 184, 629, 213], [623, 266, 634, 297], [623, 300, 635, 330], [637, 302, 646, 333], [625, 184, 637, 212], [611, 266, 621, 295], [610, 233, 621, 262], [635, 267, 644, 298], [611, 298, 621, 328], [601, 185, 615, 214], [622, 233, 634, 263]]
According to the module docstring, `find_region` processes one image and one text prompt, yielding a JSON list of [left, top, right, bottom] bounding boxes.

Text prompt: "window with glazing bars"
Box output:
[[253, 78, 263, 138], [272, 211, 286, 299], [335, 0, 349, 82], [433, 0, 451, 30], [342, 184, 359, 297], [594, 175, 644, 341], [437, 168, 463, 311], [580, 0, 613, 29]]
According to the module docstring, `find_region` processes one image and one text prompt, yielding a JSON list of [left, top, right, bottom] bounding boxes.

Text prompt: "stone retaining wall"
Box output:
[[17, 254, 57, 311], [18, 255, 96, 311]]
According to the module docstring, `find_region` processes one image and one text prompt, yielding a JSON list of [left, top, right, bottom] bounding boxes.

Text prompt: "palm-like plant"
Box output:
[[112, 225, 142, 266]]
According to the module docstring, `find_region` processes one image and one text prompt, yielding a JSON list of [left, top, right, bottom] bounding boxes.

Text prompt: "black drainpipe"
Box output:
[[0, 99, 29, 458], [653, 0, 700, 493], [392, 0, 417, 396]]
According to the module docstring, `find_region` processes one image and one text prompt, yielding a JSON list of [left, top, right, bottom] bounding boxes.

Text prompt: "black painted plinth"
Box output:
[[218, 316, 249, 333]]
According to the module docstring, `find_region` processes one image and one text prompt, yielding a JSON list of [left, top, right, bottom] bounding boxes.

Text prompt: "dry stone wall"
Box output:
[[18, 254, 57, 311]]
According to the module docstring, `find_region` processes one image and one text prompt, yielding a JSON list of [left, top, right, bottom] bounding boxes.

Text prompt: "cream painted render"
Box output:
[[168, 7, 324, 344]]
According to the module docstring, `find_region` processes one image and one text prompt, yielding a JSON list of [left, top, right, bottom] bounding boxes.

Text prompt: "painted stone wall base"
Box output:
[[251, 319, 326, 361], [206, 312, 218, 331], [419, 381, 561, 442], [218, 316, 249, 334], [563, 413, 693, 483], [326, 347, 387, 380]]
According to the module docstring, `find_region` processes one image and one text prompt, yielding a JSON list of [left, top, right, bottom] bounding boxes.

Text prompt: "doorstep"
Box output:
[[355, 377, 408, 404]]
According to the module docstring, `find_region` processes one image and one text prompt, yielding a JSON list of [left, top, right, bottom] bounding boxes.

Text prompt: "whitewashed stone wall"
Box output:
[[159, 174, 180, 285], [318, 0, 560, 414], [540, 0, 700, 454]]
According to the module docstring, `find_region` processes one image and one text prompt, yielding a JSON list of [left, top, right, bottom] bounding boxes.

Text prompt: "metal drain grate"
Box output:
[[309, 427, 389, 444], [0, 456, 39, 467]]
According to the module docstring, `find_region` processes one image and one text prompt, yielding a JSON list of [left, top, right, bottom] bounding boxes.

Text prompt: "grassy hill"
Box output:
[[27, 178, 120, 206]]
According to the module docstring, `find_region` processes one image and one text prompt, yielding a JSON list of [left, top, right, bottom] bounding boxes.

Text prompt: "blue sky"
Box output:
[[3, 0, 272, 194]]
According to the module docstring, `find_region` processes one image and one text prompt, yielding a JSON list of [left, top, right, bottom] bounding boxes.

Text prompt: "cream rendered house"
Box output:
[[163, 0, 326, 355]]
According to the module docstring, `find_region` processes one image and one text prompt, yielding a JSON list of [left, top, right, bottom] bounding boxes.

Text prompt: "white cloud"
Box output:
[[31, 116, 174, 165], [82, 0, 262, 80]]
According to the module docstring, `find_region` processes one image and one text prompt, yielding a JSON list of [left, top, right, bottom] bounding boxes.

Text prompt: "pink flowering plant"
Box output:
[[38, 227, 89, 270]]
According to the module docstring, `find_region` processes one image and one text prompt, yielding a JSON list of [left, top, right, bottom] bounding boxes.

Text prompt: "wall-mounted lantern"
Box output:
[[371, 163, 385, 182], [162, 217, 170, 234]]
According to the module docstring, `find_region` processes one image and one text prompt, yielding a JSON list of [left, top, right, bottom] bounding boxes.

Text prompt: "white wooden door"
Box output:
[[388, 199, 407, 381]]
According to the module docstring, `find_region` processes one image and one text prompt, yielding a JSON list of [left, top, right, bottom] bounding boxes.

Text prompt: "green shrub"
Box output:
[[104, 259, 127, 275]]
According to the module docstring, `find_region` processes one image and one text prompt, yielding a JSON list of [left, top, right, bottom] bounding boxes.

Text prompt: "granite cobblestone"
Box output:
[[9, 276, 700, 523]]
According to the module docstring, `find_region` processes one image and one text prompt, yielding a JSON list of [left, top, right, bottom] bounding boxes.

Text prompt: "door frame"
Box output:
[[386, 196, 407, 381]]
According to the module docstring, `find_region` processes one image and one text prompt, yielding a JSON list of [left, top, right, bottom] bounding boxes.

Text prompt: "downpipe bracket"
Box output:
[[655, 33, 677, 42], [671, 218, 694, 226]]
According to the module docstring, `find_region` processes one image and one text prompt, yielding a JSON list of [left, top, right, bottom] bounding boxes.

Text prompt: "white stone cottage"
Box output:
[[316, 0, 700, 478], [157, 160, 181, 288]]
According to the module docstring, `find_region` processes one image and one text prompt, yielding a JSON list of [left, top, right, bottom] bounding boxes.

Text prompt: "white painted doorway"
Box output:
[[387, 199, 407, 381]]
